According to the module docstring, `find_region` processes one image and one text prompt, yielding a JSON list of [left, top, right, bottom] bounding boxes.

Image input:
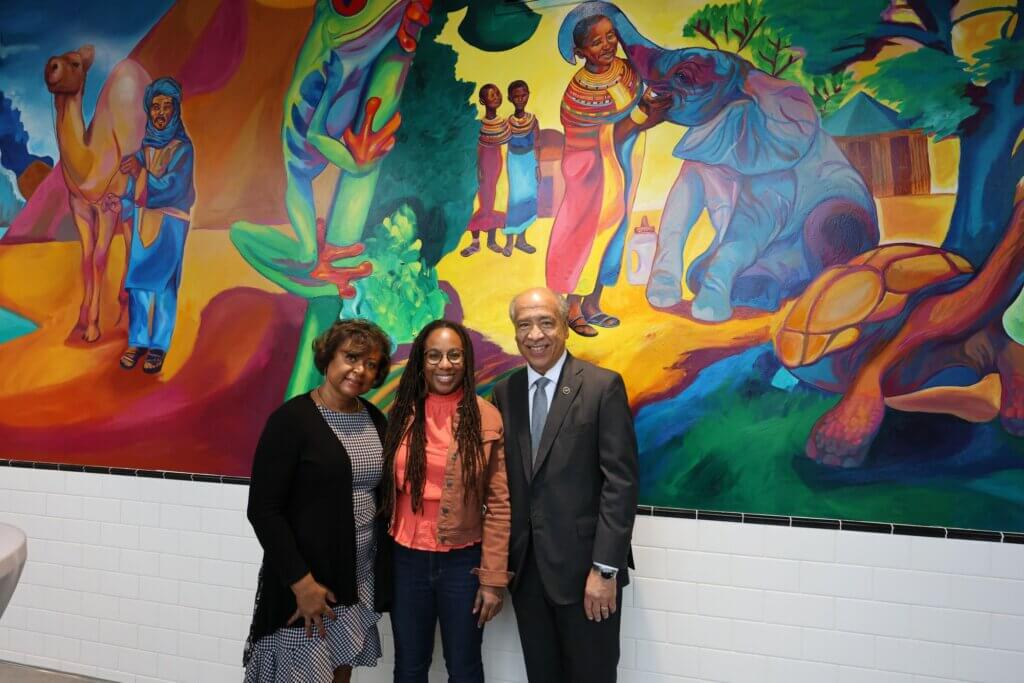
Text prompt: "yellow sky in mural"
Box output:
[[438, 2, 708, 211], [438, 0, 1016, 209]]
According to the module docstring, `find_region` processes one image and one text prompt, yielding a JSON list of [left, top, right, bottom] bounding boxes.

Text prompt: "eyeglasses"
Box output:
[[424, 349, 465, 365]]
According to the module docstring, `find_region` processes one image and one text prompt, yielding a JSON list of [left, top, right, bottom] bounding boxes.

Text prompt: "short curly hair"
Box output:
[[311, 319, 393, 388]]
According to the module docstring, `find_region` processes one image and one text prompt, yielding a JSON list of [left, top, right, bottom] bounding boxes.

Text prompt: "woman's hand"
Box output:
[[288, 573, 337, 638], [638, 88, 671, 128], [472, 585, 504, 627]]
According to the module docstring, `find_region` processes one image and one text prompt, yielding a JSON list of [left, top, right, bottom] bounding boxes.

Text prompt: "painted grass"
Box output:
[[643, 380, 1024, 532]]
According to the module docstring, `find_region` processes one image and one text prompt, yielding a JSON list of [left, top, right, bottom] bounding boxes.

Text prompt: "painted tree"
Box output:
[[372, 0, 540, 265], [371, 9, 479, 266], [0, 92, 53, 177], [0, 171, 23, 227], [682, 0, 855, 115], [762, 0, 1024, 267]]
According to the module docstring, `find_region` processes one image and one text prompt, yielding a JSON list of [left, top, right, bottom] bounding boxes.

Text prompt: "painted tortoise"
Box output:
[[771, 202, 1024, 467]]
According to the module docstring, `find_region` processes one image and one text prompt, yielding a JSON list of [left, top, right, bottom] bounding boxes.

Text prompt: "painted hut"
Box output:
[[823, 92, 931, 197]]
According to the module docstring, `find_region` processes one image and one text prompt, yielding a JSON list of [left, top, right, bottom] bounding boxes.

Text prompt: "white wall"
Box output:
[[2, 467, 1024, 682]]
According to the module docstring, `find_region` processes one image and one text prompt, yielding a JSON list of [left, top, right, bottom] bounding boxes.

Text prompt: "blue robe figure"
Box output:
[[505, 112, 539, 238], [119, 77, 195, 372]]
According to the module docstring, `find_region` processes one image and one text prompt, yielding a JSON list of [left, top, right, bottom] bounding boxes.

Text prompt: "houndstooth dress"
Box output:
[[244, 404, 383, 682]]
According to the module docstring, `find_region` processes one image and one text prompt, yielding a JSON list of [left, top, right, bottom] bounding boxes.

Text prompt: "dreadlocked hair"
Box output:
[[381, 320, 485, 517]]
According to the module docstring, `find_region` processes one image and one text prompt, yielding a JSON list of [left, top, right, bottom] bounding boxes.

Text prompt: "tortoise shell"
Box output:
[[774, 244, 973, 368]]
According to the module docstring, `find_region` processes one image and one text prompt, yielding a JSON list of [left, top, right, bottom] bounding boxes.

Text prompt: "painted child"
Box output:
[[503, 80, 541, 257], [461, 83, 511, 258]]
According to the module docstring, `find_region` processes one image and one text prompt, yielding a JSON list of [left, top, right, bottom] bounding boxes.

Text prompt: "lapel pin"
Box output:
[[562, 386, 571, 395]]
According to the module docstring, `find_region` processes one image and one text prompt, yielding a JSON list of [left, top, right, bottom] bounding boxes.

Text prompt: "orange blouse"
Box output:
[[391, 389, 474, 551]]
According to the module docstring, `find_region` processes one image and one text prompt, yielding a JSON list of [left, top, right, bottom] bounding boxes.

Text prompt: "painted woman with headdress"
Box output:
[[546, 5, 667, 336]]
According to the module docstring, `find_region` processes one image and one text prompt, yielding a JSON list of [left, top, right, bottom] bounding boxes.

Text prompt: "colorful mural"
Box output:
[[1, 0, 1024, 532]]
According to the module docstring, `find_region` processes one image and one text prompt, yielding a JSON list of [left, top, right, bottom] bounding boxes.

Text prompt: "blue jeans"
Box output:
[[391, 542, 484, 683]]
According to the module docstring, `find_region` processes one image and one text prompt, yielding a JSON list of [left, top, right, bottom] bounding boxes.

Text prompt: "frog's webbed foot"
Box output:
[[310, 244, 373, 298], [398, 0, 433, 52], [308, 219, 373, 298], [342, 97, 401, 168]]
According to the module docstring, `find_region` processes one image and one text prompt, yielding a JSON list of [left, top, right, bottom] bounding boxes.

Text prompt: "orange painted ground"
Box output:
[[1, 193, 982, 475], [0, 232, 304, 476]]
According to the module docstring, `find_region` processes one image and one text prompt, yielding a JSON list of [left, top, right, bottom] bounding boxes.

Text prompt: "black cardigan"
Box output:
[[245, 393, 393, 647]]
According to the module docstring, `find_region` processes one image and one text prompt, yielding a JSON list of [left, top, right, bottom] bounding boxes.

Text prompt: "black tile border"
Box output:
[[0, 460, 252, 485], [698, 510, 742, 523], [653, 506, 696, 519], [893, 524, 946, 538], [791, 516, 841, 530], [840, 520, 893, 534], [2, 459, 1022, 541], [743, 513, 791, 526], [947, 528, 1003, 543]]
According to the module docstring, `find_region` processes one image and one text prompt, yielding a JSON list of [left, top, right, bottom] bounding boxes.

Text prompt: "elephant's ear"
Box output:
[[675, 70, 818, 176], [456, 0, 540, 52], [558, 1, 661, 69]]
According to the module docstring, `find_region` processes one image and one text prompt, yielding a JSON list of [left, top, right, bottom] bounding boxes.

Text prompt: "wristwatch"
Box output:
[[594, 563, 617, 580]]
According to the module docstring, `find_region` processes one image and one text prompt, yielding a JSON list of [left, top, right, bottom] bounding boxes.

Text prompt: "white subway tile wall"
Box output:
[[0, 468, 1023, 682]]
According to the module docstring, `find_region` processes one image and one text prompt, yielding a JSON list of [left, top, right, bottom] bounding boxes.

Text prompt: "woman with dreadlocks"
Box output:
[[382, 319, 510, 683]]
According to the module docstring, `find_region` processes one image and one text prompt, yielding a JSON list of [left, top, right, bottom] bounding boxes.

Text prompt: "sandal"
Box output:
[[586, 312, 621, 328], [119, 347, 148, 370], [567, 315, 598, 338], [142, 349, 166, 374], [460, 242, 480, 257]]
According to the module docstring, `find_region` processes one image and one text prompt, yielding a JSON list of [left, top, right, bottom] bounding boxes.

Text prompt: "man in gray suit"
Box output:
[[492, 287, 639, 682]]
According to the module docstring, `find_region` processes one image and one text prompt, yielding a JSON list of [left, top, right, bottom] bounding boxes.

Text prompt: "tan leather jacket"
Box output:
[[390, 395, 512, 588]]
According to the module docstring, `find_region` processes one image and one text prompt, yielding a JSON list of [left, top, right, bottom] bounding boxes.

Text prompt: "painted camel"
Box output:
[[45, 45, 149, 341], [775, 200, 1024, 467]]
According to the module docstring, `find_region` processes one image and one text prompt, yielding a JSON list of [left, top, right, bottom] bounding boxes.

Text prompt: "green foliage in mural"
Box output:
[[434, 0, 542, 52], [970, 37, 1024, 83], [372, 10, 480, 266], [644, 375, 1024, 531], [682, 0, 855, 115], [863, 50, 976, 140], [762, 0, 1024, 267], [342, 204, 448, 344], [758, 0, 892, 73], [373, 2, 540, 266]]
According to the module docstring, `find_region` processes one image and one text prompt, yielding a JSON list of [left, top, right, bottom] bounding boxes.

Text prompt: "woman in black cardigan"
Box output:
[[244, 319, 394, 683]]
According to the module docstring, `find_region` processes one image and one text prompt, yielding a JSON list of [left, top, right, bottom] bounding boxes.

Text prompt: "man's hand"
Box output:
[[288, 573, 337, 638], [100, 192, 122, 215], [583, 568, 616, 622], [119, 155, 142, 178], [472, 585, 504, 627]]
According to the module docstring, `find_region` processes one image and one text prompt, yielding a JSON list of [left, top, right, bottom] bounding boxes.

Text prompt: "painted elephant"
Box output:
[[585, 2, 879, 322]]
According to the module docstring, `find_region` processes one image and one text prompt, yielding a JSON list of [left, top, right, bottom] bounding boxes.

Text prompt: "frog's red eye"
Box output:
[[332, 0, 366, 16]]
